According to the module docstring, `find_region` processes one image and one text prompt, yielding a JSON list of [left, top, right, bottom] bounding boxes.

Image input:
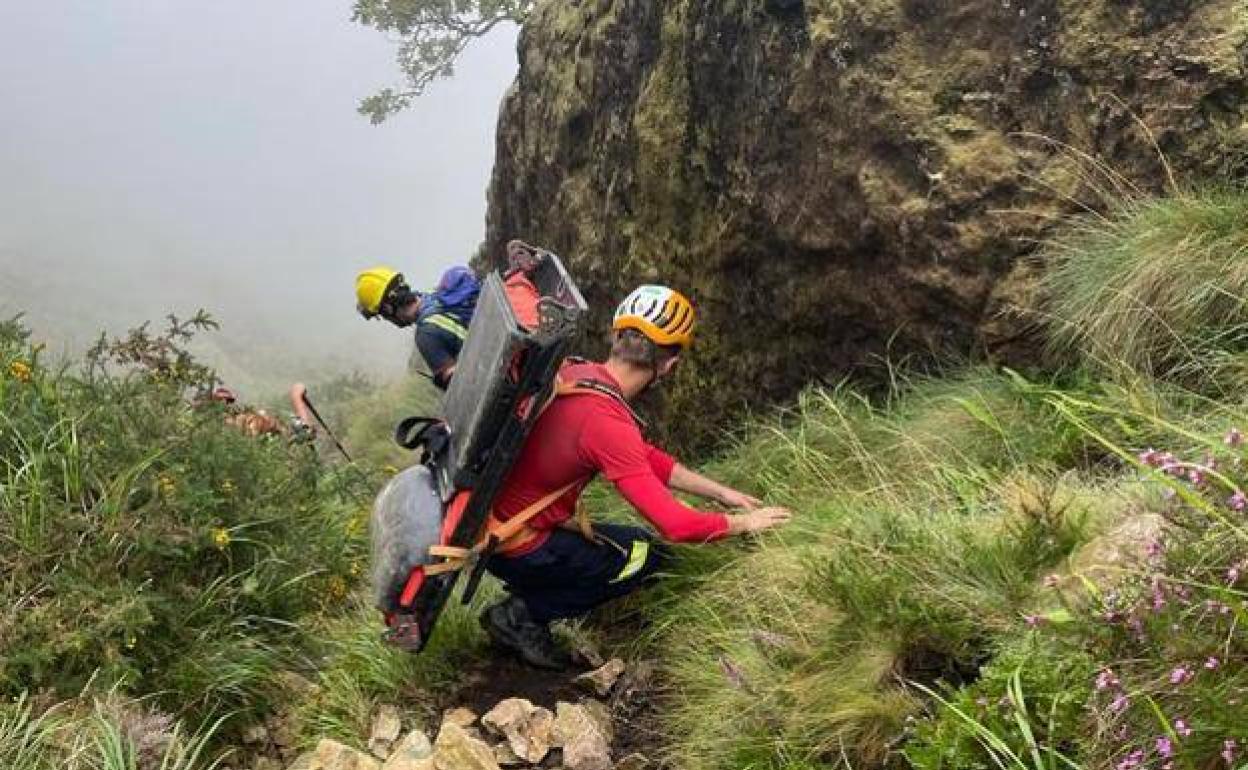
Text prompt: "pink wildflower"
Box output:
[[1225, 428, 1243, 447], [1175, 719, 1192, 738], [1096, 669, 1121, 691], [1169, 666, 1193, 685], [1146, 540, 1164, 559], [1044, 573, 1061, 588], [1109, 694, 1130, 714], [1024, 614, 1044, 627], [1118, 749, 1146, 770], [1206, 656, 1220, 670], [1188, 468, 1207, 486], [1229, 565, 1242, 584], [1223, 739, 1238, 766], [1157, 736, 1174, 758], [1140, 449, 1161, 466], [1229, 491, 1247, 511]]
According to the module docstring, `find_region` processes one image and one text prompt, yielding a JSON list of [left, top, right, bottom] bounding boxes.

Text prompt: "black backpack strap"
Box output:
[[564, 378, 647, 428], [393, 416, 451, 465]]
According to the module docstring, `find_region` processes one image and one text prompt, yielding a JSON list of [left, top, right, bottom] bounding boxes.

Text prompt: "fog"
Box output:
[[0, 1, 518, 396]]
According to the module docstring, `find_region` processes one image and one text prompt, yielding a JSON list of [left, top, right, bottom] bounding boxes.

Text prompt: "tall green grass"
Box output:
[[0, 692, 225, 770], [599, 186, 1248, 770], [0, 317, 369, 736], [630, 370, 1108, 770], [1042, 187, 1248, 390]]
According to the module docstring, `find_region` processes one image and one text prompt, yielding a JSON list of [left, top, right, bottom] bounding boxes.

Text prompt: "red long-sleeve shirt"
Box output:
[[492, 361, 730, 556]]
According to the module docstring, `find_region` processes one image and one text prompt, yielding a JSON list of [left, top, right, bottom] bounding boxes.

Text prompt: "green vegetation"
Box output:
[[4, 186, 1247, 770], [0, 316, 369, 727], [0, 692, 224, 770], [352, 0, 531, 123], [617, 187, 1248, 769], [319, 371, 441, 470], [1042, 187, 1248, 390]]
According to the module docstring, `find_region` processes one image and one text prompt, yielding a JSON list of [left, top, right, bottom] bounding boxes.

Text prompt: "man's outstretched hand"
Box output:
[[716, 488, 763, 510], [727, 506, 793, 535]]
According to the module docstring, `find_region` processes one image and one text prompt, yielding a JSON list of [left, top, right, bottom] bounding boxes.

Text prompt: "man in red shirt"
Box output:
[[482, 285, 792, 669]]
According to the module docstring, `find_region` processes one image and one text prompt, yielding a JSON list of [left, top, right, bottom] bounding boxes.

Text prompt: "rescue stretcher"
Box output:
[[369, 251, 587, 652]]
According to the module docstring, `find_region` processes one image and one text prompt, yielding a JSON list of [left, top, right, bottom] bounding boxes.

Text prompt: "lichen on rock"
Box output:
[[483, 0, 1248, 452]]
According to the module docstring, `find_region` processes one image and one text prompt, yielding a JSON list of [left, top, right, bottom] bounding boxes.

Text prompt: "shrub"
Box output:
[[0, 317, 368, 732]]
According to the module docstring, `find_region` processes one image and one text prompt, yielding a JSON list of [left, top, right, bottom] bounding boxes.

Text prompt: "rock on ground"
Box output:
[[432, 721, 500, 770], [442, 707, 479, 729], [1064, 512, 1168, 597], [481, 698, 555, 764], [553, 702, 613, 770], [382, 730, 434, 770], [369, 705, 404, 759], [614, 754, 650, 770], [289, 739, 381, 770], [573, 659, 626, 698]]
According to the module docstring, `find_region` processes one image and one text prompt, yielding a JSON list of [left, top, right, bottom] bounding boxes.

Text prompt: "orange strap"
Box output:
[[422, 372, 635, 574], [424, 478, 581, 575]]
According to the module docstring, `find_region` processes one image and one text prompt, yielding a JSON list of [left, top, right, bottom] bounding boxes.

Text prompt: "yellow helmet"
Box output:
[[612, 285, 696, 349], [355, 266, 406, 318]]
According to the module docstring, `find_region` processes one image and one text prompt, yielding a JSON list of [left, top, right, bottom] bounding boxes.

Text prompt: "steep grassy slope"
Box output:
[[610, 188, 1248, 770], [4, 188, 1247, 770]]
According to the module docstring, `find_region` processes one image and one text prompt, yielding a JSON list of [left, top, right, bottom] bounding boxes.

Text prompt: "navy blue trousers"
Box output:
[[485, 524, 669, 624]]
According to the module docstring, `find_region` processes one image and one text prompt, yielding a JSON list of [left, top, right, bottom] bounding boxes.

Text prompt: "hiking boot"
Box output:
[[480, 597, 570, 671]]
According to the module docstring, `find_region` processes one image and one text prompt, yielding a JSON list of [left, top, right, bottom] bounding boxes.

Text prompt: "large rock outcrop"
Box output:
[[484, 0, 1248, 450]]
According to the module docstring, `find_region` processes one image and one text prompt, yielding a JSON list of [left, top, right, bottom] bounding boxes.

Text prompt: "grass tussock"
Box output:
[[1042, 187, 1248, 390], [0, 691, 226, 770]]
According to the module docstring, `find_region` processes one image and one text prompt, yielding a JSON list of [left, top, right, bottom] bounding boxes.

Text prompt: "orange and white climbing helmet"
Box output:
[[612, 285, 696, 350]]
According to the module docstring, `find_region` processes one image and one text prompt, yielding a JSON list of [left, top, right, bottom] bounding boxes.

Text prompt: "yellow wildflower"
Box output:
[[220, 479, 236, 496], [9, 360, 32, 383], [348, 561, 362, 578], [211, 527, 231, 549], [157, 472, 177, 498], [327, 575, 348, 602]]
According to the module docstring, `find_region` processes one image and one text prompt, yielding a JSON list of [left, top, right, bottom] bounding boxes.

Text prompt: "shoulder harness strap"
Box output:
[[552, 375, 647, 428]]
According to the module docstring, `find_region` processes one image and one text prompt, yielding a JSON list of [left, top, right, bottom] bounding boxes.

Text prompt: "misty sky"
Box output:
[[0, 1, 519, 394]]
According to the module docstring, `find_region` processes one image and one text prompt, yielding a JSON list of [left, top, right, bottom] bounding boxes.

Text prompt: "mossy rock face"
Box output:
[[482, 0, 1248, 453]]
